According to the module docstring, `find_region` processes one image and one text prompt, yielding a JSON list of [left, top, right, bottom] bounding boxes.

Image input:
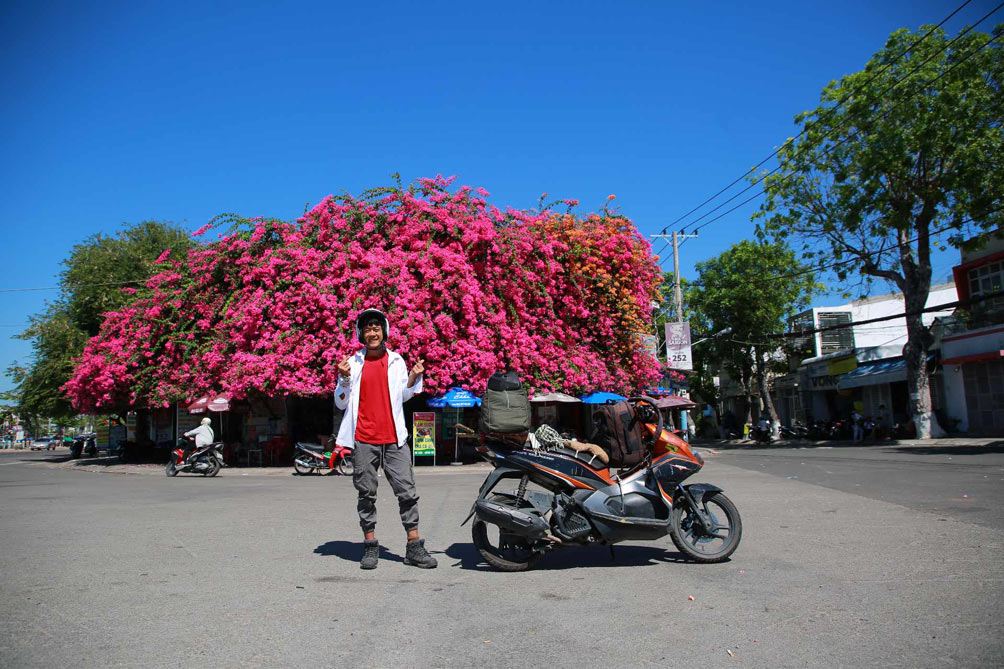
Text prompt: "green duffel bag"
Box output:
[[479, 388, 531, 434]]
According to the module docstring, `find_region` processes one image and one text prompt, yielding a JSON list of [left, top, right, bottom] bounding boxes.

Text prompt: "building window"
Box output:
[[968, 261, 1004, 317], [817, 312, 854, 354], [788, 310, 816, 359]]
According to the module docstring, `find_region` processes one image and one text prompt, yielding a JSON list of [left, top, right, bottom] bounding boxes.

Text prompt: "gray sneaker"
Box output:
[[403, 538, 438, 569], [360, 539, 380, 570]]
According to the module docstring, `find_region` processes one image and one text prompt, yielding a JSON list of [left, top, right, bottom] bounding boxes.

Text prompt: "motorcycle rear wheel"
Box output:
[[471, 494, 544, 572], [670, 491, 742, 563], [293, 457, 314, 476], [165, 460, 178, 477], [205, 459, 221, 477]]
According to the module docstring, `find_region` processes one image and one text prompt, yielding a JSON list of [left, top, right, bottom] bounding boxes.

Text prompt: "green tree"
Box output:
[[755, 25, 1004, 437], [686, 241, 819, 427], [8, 221, 193, 420]]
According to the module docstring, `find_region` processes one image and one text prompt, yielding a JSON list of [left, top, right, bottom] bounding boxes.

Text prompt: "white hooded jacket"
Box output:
[[335, 348, 422, 449], [184, 424, 215, 448]]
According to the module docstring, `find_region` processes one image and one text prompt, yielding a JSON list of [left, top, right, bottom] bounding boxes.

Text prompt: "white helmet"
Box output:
[[201, 417, 212, 426], [355, 308, 390, 344]]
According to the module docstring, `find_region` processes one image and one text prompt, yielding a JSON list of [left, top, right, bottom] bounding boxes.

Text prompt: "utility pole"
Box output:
[[652, 230, 698, 323], [672, 231, 683, 323]]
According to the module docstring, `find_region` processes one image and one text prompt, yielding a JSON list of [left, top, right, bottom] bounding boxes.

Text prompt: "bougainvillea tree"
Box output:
[[64, 177, 663, 412]]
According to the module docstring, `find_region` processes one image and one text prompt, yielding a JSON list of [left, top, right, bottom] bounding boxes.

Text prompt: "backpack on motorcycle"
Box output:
[[590, 400, 646, 467], [479, 372, 531, 434], [487, 370, 522, 392]]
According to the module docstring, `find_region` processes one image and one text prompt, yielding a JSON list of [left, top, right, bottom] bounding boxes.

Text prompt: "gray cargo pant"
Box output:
[[352, 441, 420, 532]]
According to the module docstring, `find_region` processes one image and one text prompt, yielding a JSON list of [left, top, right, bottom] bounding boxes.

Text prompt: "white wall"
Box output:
[[850, 283, 958, 360]]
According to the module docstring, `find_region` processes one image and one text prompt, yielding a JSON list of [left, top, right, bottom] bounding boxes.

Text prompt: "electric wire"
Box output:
[[652, 2, 1002, 261], [669, 20, 1003, 254]]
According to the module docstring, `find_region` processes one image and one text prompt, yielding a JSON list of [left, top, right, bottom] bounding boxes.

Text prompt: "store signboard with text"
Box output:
[[412, 412, 436, 458]]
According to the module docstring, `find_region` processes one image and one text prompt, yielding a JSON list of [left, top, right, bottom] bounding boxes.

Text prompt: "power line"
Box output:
[[0, 280, 142, 294], [670, 0, 977, 234], [652, 2, 1002, 261], [771, 289, 1000, 339], [662, 28, 1002, 272], [679, 206, 1001, 291], [678, 20, 1002, 243]]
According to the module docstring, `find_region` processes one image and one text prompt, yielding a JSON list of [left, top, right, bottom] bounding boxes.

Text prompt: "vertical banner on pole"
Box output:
[[412, 412, 437, 466], [664, 322, 694, 371]]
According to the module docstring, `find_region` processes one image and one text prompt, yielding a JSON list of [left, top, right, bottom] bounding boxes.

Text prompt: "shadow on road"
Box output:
[[443, 542, 694, 571], [314, 540, 405, 564], [890, 441, 1004, 456]]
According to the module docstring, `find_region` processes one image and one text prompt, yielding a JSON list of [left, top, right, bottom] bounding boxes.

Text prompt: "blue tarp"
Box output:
[[578, 391, 627, 404], [427, 387, 482, 408], [836, 358, 908, 390]]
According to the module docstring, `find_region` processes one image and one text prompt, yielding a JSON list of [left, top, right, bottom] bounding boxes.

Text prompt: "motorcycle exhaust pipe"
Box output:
[[474, 498, 549, 540]]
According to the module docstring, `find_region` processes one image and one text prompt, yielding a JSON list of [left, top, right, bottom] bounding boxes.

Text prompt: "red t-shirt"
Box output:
[[355, 351, 397, 444]]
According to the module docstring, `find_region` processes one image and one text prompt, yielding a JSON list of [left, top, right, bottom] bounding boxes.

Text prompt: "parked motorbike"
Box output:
[[464, 397, 742, 571], [749, 422, 773, 446], [293, 440, 353, 476], [69, 433, 98, 459], [166, 437, 224, 477], [780, 422, 808, 440]]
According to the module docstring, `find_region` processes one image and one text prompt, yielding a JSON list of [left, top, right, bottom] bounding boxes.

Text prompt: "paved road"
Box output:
[[712, 442, 1004, 530], [1, 448, 1002, 668]]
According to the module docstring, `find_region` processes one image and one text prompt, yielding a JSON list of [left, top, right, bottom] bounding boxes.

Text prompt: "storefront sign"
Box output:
[[827, 356, 857, 376], [412, 412, 436, 457], [809, 375, 839, 390], [664, 322, 693, 371], [96, 419, 110, 448]]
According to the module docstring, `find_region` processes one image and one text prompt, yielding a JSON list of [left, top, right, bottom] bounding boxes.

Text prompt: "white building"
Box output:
[[777, 283, 958, 426]]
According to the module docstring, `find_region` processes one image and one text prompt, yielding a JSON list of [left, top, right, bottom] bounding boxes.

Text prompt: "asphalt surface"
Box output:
[[1, 446, 1002, 668]]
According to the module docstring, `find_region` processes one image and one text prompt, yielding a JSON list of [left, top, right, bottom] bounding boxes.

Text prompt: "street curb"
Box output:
[[27, 457, 493, 477]]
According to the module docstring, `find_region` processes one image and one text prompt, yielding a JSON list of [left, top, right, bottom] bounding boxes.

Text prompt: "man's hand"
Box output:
[[338, 356, 351, 379], [408, 358, 425, 387]]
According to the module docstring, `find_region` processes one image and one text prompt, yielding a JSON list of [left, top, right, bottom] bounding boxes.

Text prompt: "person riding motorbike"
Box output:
[[182, 417, 215, 464]]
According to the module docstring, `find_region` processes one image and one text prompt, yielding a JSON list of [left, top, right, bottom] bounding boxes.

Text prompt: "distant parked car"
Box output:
[[31, 437, 52, 451]]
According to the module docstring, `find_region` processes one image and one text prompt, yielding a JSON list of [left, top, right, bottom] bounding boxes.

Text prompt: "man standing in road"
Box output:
[[335, 308, 437, 570]]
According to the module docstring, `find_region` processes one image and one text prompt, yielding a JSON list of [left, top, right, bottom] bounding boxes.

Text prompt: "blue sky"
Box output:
[[0, 0, 980, 392]]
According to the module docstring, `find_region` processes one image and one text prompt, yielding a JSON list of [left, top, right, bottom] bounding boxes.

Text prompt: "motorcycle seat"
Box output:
[[296, 442, 324, 453], [554, 444, 609, 468]]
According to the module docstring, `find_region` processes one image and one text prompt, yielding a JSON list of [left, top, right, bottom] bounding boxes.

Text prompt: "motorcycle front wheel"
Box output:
[[471, 494, 544, 572], [336, 454, 354, 476], [670, 491, 742, 563], [165, 459, 178, 477]]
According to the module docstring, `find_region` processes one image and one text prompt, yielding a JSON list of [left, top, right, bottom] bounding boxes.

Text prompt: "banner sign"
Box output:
[[95, 419, 110, 449], [664, 322, 693, 371], [412, 412, 436, 457], [639, 333, 659, 360]]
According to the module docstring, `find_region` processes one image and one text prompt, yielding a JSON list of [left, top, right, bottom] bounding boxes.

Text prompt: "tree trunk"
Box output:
[[903, 297, 945, 439], [756, 364, 780, 439]]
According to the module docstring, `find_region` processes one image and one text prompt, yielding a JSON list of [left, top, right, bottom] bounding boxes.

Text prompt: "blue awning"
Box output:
[[836, 358, 908, 390], [579, 391, 627, 404], [427, 387, 482, 408]]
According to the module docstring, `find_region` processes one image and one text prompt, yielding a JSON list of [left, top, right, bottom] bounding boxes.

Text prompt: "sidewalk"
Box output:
[[691, 435, 1003, 450], [30, 453, 494, 477]]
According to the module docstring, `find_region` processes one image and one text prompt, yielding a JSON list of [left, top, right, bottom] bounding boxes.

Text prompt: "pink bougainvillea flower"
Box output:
[[63, 179, 663, 413]]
